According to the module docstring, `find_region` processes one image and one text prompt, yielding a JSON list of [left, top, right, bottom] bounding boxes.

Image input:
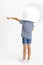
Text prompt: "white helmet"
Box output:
[[23, 6, 40, 22]]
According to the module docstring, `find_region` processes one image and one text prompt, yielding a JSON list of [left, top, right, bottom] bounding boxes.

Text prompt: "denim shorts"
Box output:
[[22, 37, 31, 44]]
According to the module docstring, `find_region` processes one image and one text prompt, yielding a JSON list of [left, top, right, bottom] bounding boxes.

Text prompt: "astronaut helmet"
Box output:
[[22, 6, 40, 22]]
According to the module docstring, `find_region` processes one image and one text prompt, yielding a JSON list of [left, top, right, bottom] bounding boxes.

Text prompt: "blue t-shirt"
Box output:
[[19, 20, 34, 39]]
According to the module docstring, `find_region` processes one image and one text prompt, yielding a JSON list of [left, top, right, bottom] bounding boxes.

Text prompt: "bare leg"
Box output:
[[23, 44, 26, 60], [27, 44, 31, 60]]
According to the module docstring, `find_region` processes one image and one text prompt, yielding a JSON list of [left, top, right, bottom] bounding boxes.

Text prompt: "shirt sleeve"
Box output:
[[19, 20, 24, 24]]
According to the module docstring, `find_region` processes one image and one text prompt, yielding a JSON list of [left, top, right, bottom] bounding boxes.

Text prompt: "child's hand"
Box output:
[[6, 17, 10, 19]]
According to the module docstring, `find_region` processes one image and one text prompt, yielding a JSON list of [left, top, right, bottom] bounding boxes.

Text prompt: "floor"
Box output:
[[0, 48, 42, 65]]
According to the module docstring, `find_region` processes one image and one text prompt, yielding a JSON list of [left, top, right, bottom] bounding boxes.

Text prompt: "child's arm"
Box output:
[[32, 23, 34, 31], [7, 17, 20, 21]]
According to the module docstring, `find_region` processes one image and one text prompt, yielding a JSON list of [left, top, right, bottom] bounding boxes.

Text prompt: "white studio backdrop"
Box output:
[[0, 0, 43, 65]]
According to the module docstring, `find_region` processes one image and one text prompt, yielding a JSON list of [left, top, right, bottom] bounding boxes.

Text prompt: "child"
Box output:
[[6, 6, 40, 61], [7, 17, 34, 61]]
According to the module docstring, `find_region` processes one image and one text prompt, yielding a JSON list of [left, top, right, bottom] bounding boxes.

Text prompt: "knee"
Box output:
[[27, 45, 31, 49], [23, 45, 26, 50]]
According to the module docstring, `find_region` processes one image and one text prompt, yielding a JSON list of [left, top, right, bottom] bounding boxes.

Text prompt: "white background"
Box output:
[[0, 0, 43, 65]]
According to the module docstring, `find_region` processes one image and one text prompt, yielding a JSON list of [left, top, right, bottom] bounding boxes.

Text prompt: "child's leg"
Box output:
[[27, 44, 31, 60], [23, 44, 27, 60]]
